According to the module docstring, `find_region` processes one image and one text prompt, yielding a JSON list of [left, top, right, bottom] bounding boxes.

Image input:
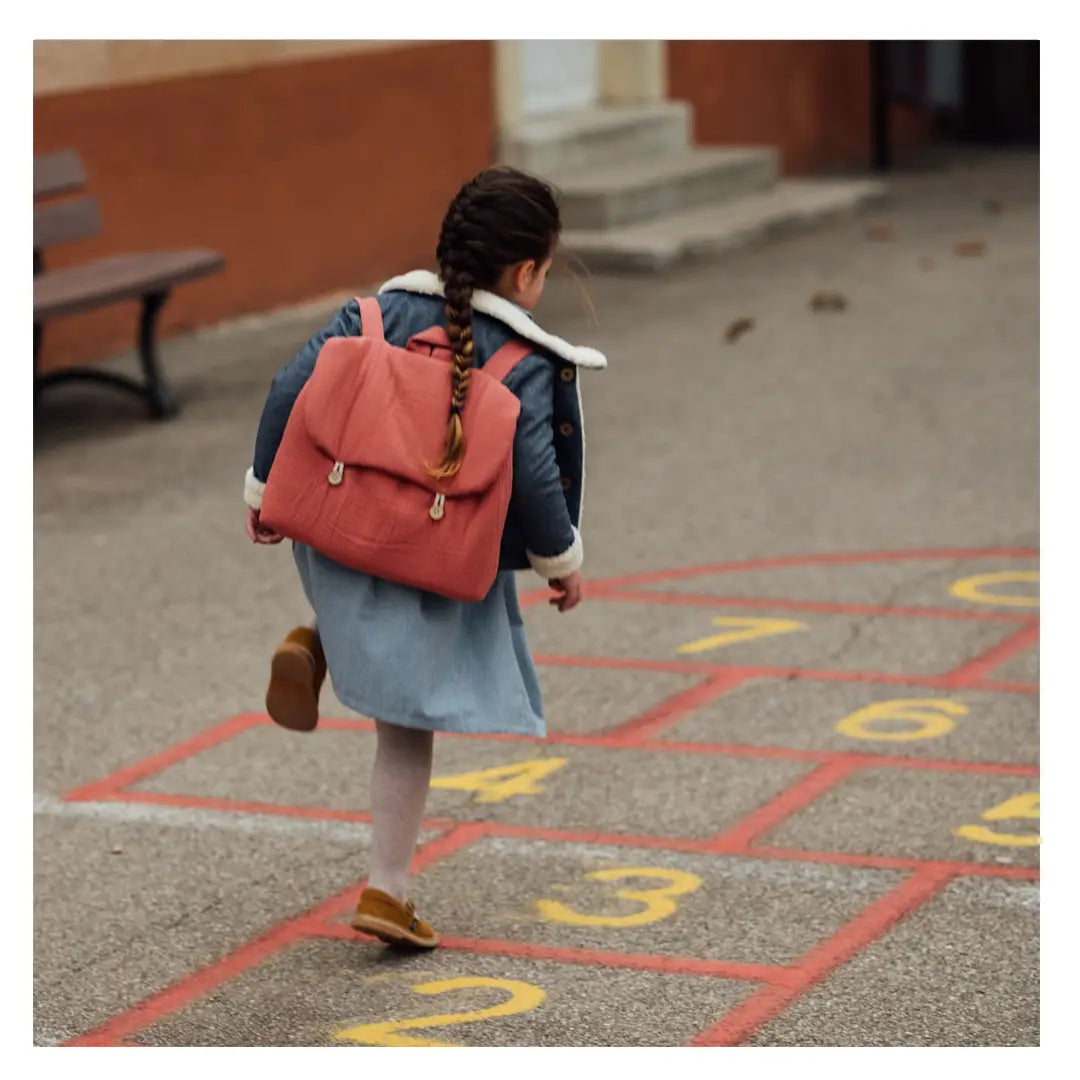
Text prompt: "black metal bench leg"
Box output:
[[138, 290, 179, 420], [33, 322, 43, 407]]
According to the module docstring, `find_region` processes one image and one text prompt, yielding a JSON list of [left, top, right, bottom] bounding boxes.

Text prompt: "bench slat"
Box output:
[[34, 196, 102, 251], [34, 250, 226, 321], [34, 150, 86, 200]]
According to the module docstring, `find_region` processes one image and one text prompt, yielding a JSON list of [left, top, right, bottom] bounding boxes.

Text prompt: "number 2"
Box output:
[[335, 977, 545, 1046], [536, 867, 703, 928]]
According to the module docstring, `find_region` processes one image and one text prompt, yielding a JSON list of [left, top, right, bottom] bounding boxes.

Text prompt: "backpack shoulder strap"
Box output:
[[356, 296, 384, 340], [483, 339, 534, 383]]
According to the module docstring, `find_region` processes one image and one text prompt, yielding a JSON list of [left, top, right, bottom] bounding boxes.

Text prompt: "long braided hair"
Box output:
[[427, 167, 561, 480]]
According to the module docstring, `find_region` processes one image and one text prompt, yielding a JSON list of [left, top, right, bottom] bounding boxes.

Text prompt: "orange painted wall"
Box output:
[[34, 42, 494, 371], [667, 41, 931, 175]]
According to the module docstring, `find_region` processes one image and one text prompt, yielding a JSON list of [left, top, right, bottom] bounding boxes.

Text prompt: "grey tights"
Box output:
[[366, 720, 434, 901]]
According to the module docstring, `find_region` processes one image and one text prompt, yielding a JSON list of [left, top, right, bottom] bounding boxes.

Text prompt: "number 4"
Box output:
[[430, 759, 569, 804]]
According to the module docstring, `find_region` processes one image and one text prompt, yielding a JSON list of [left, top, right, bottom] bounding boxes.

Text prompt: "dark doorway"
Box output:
[[957, 41, 1039, 145]]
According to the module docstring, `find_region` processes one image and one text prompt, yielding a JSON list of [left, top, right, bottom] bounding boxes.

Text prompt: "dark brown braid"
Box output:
[[427, 167, 561, 480]]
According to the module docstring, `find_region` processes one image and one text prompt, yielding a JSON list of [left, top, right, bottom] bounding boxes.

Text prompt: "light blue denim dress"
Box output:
[[294, 551, 543, 735], [245, 271, 606, 737]]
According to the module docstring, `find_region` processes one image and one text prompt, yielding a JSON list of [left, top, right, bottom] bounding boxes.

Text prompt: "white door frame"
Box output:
[[494, 40, 667, 132]]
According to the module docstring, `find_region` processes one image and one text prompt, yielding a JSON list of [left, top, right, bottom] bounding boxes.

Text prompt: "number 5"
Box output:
[[954, 792, 1040, 847]]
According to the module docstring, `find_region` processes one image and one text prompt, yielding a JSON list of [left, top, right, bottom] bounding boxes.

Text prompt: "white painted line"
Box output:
[[33, 794, 373, 843]]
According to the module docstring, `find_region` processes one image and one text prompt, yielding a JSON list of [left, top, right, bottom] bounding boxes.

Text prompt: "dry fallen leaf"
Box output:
[[954, 239, 988, 257], [725, 317, 755, 343], [810, 290, 848, 313], [866, 222, 895, 241]]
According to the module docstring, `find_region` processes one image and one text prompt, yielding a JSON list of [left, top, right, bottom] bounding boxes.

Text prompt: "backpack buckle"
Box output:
[[429, 493, 446, 521], [328, 461, 344, 486]]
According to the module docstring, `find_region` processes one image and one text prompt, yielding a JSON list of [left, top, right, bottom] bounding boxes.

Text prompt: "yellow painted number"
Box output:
[[536, 866, 703, 928], [676, 615, 806, 656], [948, 571, 1039, 608], [954, 792, 1040, 847], [430, 758, 568, 804], [835, 698, 968, 742], [335, 977, 545, 1047]]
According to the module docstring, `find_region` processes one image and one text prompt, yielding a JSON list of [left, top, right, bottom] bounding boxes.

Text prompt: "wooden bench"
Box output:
[[34, 150, 226, 419]]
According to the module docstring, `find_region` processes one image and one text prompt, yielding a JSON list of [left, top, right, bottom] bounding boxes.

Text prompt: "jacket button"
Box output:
[[560, 366, 575, 383], [560, 476, 572, 491], [559, 422, 573, 436]]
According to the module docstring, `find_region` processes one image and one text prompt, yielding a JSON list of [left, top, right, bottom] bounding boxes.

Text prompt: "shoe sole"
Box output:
[[350, 913, 440, 950], [265, 645, 319, 732]]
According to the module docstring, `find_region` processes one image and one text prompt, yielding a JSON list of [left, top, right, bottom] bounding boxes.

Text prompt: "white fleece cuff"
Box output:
[[244, 467, 266, 511], [527, 527, 584, 580]]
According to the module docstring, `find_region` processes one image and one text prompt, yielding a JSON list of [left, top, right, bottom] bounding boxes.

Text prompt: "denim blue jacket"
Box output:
[[244, 270, 607, 579]]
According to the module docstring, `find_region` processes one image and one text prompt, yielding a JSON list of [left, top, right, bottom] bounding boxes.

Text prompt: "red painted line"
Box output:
[[111, 789, 370, 824], [64, 919, 311, 1046], [588, 548, 1039, 591], [412, 821, 490, 868], [534, 652, 738, 676], [709, 758, 862, 853], [227, 713, 1042, 775], [532, 653, 1024, 690], [310, 921, 797, 986], [630, 738, 830, 762], [604, 671, 750, 743], [62, 824, 484, 1046], [748, 845, 1039, 881], [945, 620, 1040, 687], [519, 586, 554, 609], [630, 738, 1038, 776], [843, 753, 1038, 778], [969, 679, 1038, 694], [692, 865, 954, 1045], [91, 789, 1040, 882], [795, 866, 954, 978], [63, 713, 263, 802], [591, 589, 1030, 623]]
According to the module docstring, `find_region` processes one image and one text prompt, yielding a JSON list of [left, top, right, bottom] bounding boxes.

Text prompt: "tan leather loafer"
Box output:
[[351, 887, 440, 949], [265, 626, 327, 732]]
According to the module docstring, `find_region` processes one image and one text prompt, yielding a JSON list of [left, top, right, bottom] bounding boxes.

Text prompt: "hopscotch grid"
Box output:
[[57, 550, 1039, 1047]]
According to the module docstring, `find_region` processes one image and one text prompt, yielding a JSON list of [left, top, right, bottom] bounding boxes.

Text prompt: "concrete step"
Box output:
[[560, 178, 890, 274], [498, 102, 692, 177], [556, 147, 780, 231]]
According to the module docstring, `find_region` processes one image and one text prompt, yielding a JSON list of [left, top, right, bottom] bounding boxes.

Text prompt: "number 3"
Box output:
[[335, 977, 546, 1046], [536, 867, 703, 928]]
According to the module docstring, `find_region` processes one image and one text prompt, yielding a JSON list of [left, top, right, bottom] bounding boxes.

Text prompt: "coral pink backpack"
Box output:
[[260, 297, 532, 602]]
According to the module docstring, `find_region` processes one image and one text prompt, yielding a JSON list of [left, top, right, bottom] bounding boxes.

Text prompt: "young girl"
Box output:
[[242, 167, 606, 948]]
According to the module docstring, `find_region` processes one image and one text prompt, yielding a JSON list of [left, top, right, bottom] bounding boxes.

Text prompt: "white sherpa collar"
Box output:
[[379, 269, 607, 370]]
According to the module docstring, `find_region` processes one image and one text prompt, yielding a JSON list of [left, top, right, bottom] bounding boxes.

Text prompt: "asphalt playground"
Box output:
[[33, 150, 1039, 1047]]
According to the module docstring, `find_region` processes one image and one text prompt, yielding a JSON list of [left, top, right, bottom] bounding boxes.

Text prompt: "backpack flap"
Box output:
[[301, 336, 521, 498]]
